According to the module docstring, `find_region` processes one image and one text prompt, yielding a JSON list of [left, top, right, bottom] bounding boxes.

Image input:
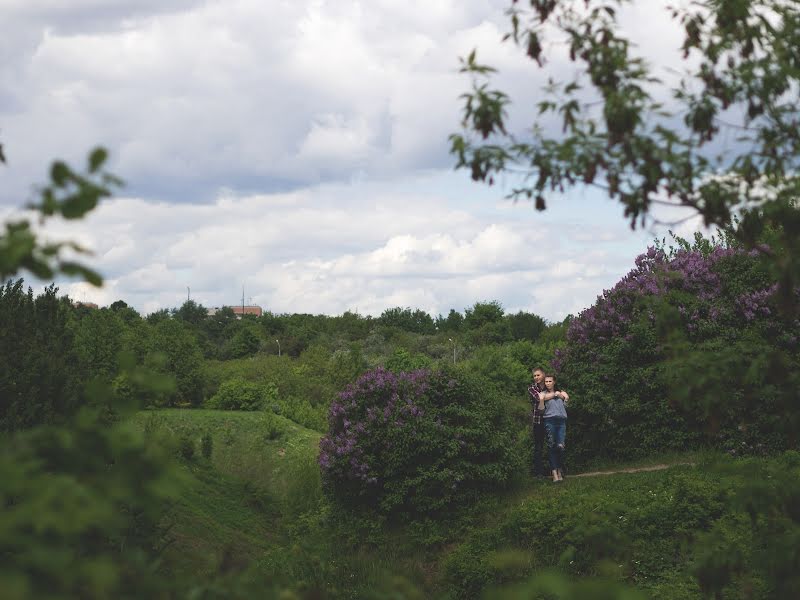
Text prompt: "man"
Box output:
[[528, 368, 548, 477]]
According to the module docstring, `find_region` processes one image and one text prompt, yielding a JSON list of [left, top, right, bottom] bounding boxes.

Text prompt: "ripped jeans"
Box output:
[[544, 417, 567, 473]]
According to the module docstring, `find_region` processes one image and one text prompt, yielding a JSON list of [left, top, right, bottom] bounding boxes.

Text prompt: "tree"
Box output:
[[145, 308, 171, 325], [435, 309, 464, 332], [331, 310, 373, 340], [451, 2, 800, 595], [173, 299, 208, 326], [0, 281, 84, 431], [463, 301, 505, 329], [71, 307, 127, 381], [148, 319, 205, 406], [109, 299, 141, 324], [464, 301, 511, 344], [200, 305, 238, 358], [451, 0, 800, 314], [225, 324, 261, 359], [506, 310, 546, 342], [379, 307, 436, 334]]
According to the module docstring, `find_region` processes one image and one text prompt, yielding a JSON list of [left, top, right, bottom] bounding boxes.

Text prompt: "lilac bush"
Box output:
[[559, 238, 798, 469], [319, 366, 520, 515]]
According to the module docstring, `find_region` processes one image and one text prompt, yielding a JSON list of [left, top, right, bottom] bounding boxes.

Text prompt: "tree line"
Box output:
[[0, 279, 562, 432]]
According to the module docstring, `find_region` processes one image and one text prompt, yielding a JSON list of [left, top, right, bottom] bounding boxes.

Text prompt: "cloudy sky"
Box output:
[[1, 0, 707, 321]]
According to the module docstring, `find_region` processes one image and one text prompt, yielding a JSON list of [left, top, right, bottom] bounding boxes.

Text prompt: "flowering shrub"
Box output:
[[319, 366, 521, 516], [559, 238, 798, 470]]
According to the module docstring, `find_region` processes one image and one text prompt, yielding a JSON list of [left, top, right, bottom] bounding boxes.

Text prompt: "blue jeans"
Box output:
[[544, 417, 567, 472], [532, 421, 546, 476]]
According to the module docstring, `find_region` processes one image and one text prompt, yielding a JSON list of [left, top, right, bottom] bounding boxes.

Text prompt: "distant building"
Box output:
[[73, 301, 99, 310], [207, 305, 263, 318]]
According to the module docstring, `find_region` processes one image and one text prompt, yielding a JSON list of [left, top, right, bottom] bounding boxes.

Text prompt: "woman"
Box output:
[[539, 375, 569, 482]]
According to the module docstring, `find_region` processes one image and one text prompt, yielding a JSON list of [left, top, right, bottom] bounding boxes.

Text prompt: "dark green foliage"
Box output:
[[145, 308, 171, 325], [463, 301, 511, 345], [442, 458, 795, 599], [179, 433, 196, 460], [201, 431, 213, 459], [435, 308, 464, 332], [506, 310, 546, 342], [148, 319, 205, 407], [173, 299, 208, 326], [71, 307, 127, 381], [319, 367, 524, 517], [225, 325, 261, 359], [0, 281, 84, 431], [379, 307, 436, 334], [464, 301, 505, 329], [0, 407, 179, 599]]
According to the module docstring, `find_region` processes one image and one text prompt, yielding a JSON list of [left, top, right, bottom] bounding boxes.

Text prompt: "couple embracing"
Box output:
[[528, 367, 569, 482]]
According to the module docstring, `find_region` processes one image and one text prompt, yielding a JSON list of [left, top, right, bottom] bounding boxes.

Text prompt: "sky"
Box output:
[[0, 0, 710, 321]]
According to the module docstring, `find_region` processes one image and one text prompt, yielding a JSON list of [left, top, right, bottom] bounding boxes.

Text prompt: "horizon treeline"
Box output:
[[1, 278, 565, 432]]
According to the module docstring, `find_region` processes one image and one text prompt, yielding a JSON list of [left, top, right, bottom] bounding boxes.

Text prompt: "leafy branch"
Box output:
[[0, 146, 122, 284]]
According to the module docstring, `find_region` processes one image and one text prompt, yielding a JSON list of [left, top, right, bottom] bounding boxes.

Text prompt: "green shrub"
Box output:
[[206, 378, 276, 411], [203, 352, 339, 429], [319, 366, 523, 517], [270, 395, 326, 432], [178, 433, 195, 460], [264, 416, 284, 441], [463, 345, 530, 398], [385, 348, 431, 373], [443, 468, 735, 598], [200, 431, 213, 459]]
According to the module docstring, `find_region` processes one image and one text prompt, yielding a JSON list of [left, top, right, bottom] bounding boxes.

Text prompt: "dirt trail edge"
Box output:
[[573, 462, 695, 478]]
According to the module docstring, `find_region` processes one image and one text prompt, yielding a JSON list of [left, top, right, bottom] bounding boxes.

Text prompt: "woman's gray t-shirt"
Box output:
[[543, 394, 567, 419]]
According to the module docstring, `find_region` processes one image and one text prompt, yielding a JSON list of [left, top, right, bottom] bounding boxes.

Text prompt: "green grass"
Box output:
[[133, 409, 323, 584], [131, 408, 791, 599], [435, 454, 786, 599]]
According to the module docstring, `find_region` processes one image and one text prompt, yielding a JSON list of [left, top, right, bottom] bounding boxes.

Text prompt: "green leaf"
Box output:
[[60, 191, 99, 219], [50, 161, 70, 187], [59, 261, 103, 286], [88, 147, 108, 173]]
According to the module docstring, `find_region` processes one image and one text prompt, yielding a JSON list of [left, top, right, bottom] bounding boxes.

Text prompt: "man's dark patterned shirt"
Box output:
[[528, 382, 544, 425]]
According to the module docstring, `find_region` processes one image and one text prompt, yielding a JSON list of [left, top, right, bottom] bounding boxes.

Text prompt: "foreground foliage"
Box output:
[[0, 406, 179, 599], [444, 452, 800, 599]]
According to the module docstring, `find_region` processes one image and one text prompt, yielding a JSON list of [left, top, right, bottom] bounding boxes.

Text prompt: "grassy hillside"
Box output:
[[134, 409, 796, 599], [133, 410, 322, 583]]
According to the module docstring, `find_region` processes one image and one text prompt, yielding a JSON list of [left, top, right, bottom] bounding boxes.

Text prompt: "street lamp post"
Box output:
[[275, 339, 281, 357], [448, 338, 456, 364]]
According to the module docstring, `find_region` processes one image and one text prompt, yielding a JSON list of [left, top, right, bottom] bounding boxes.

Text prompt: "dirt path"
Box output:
[[572, 462, 694, 478]]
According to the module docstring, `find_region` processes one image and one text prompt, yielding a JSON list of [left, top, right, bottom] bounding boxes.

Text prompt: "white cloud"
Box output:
[[19, 171, 660, 322], [1, 0, 720, 324]]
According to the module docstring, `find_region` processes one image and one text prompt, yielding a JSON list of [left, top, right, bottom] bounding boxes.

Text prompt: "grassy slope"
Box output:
[[134, 409, 786, 599], [133, 409, 322, 581]]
